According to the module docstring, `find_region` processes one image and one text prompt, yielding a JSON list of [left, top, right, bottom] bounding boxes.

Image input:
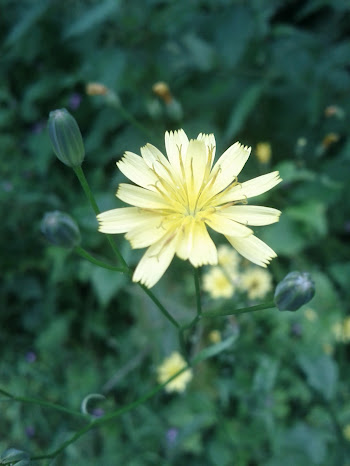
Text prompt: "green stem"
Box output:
[[30, 366, 190, 462], [203, 300, 276, 318], [74, 246, 129, 275], [140, 284, 180, 329], [106, 93, 156, 141], [73, 166, 127, 268], [0, 387, 86, 420], [73, 165, 179, 330], [194, 267, 202, 316]]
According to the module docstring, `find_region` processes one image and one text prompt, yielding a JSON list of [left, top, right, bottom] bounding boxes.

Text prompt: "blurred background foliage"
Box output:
[[1, 0, 350, 464]]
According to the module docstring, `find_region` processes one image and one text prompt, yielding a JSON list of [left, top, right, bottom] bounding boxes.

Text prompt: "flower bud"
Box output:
[[152, 81, 172, 103], [48, 108, 85, 167], [274, 271, 315, 312], [41, 211, 81, 248]]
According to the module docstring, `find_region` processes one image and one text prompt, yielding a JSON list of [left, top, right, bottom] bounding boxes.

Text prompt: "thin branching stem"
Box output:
[[74, 246, 129, 275], [73, 165, 180, 330], [203, 300, 276, 318], [0, 388, 86, 420]]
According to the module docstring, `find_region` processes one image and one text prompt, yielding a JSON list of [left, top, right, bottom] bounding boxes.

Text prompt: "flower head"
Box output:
[[98, 130, 281, 287], [240, 267, 273, 300], [203, 266, 235, 299], [157, 352, 193, 393]]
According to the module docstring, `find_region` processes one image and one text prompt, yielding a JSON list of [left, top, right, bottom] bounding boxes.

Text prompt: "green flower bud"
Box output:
[[41, 211, 81, 248], [48, 108, 85, 167], [274, 271, 315, 312]]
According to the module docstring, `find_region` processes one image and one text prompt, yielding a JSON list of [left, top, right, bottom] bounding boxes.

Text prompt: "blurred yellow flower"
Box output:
[[240, 267, 273, 300], [304, 308, 317, 322], [322, 343, 334, 355], [152, 81, 173, 103], [255, 142, 271, 164], [217, 244, 240, 270], [203, 266, 235, 299], [157, 352, 192, 393], [208, 329, 222, 344], [98, 129, 281, 288], [85, 82, 109, 96], [343, 424, 350, 442], [332, 317, 350, 343]]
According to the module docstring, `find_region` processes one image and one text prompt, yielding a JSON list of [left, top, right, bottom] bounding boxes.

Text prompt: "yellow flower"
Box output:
[[322, 343, 334, 355], [255, 142, 272, 164], [157, 352, 193, 393], [240, 267, 273, 300], [304, 308, 317, 322], [208, 329, 222, 344], [343, 424, 350, 442], [217, 244, 240, 270], [203, 266, 235, 299], [97, 129, 282, 288], [333, 317, 350, 343]]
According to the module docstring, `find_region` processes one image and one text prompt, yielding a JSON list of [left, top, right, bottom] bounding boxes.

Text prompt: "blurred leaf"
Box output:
[[298, 354, 338, 401], [260, 215, 307, 256], [4, 1, 51, 47], [91, 266, 127, 308], [215, 5, 254, 68], [253, 355, 279, 392], [36, 314, 72, 354], [192, 334, 237, 364], [328, 262, 350, 292], [63, 0, 120, 39], [287, 202, 327, 236], [267, 423, 328, 465], [224, 83, 265, 142], [277, 161, 315, 184]]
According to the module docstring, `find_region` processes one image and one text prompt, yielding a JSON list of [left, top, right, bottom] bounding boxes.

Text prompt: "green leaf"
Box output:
[[260, 214, 307, 256], [91, 266, 127, 308], [224, 83, 265, 142], [287, 202, 327, 236], [4, 1, 50, 47], [192, 334, 237, 364], [0, 448, 30, 463], [298, 354, 338, 401], [63, 0, 120, 39], [276, 161, 315, 184]]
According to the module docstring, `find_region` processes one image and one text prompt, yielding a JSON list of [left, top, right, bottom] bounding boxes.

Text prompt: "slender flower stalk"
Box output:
[[97, 129, 282, 288]]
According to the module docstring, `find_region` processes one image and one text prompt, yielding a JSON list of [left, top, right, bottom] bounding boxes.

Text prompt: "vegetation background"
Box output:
[[1, 0, 350, 464]]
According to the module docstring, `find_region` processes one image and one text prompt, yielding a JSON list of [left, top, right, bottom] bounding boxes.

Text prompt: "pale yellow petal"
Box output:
[[188, 222, 218, 267], [175, 217, 195, 261], [165, 129, 189, 173], [209, 142, 251, 194], [117, 151, 158, 190], [219, 171, 282, 204], [140, 143, 170, 170], [132, 235, 177, 288], [125, 218, 168, 249], [222, 205, 281, 226], [205, 212, 253, 237], [97, 207, 154, 234], [197, 132, 216, 167], [225, 234, 277, 267], [117, 184, 170, 209], [184, 139, 207, 210]]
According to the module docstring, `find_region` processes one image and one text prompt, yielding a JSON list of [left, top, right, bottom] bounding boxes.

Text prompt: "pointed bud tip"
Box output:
[[48, 108, 85, 167]]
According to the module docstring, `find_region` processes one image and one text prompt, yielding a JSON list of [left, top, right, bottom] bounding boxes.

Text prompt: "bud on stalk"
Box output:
[[274, 271, 315, 312], [48, 108, 85, 167], [41, 211, 81, 248]]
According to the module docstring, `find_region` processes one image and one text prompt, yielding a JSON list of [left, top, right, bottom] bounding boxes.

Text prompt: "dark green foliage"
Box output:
[[1, 0, 350, 464]]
